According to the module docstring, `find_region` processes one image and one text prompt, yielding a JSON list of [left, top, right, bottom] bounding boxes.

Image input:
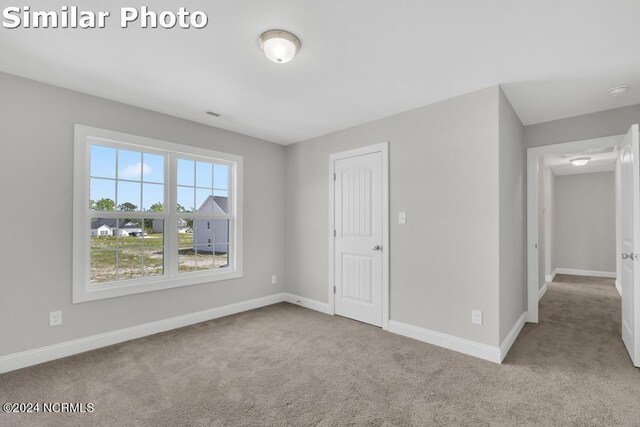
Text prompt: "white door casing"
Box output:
[[620, 124, 640, 367], [329, 143, 389, 329]]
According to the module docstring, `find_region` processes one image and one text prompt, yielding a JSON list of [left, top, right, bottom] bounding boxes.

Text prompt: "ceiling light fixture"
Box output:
[[608, 84, 629, 96], [259, 30, 301, 64], [570, 157, 591, 166]]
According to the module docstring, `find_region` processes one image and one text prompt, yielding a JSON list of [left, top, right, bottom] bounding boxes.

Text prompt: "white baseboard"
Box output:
[[615, 280, 622, 297], [0, 291, 525, 374], [0, 293, 287, 375], [538, 283, 548, 301], [555, 268, 616, 278], [388, 320, 502, 364], [499, 312, 526, 362], [283, 293, 332, 315], [545, 269, 557, 283], [284, 294, 509, 365]]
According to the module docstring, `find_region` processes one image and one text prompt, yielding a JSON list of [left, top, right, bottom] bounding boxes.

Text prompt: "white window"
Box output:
[[73, 125, 243, 303]]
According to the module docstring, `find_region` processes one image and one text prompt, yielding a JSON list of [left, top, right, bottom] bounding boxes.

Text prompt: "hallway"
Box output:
[[509, 273, 635, 378]]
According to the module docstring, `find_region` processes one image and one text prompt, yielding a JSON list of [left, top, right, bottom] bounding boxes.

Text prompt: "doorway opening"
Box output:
[[526, 130, 640, 367], [539, 144, 618, 294]]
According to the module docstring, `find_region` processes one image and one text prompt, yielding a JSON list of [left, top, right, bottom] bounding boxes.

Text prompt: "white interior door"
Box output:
[[333, 152, 383, 327], [620, 124, 640, 367]]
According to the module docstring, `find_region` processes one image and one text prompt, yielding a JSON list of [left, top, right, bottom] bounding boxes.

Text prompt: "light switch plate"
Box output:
[[398, 212, 406, 224], [49, 311, 62, 327], [471, 310, 482, 325]]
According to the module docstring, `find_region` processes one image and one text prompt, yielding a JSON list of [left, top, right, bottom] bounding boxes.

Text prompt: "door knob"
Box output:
[[622, 253, 636, 260], [622, 253, 629, 260], [373, 245, 382, 251]]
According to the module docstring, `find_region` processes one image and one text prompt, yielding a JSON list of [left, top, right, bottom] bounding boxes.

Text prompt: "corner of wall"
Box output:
[[497, 89, 526, 344]]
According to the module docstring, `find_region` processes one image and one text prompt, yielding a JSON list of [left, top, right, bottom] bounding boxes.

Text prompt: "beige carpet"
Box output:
[[1, 275, 639, 426]]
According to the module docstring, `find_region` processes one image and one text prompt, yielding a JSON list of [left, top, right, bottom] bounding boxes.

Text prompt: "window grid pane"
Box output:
[[90, 145, 116, 179], [143, 219, 164, 277], [90, 178, 116, 211], [142, 183, 164, 212], [117, 180, 141, 212], [143, 152, 164, 184]]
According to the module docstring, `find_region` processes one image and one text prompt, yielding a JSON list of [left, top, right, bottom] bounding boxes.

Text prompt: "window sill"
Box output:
[[73, 269, 243, 303]]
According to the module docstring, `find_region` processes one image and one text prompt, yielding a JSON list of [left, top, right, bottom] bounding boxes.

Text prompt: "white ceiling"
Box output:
[[2, 0, 640, 145]]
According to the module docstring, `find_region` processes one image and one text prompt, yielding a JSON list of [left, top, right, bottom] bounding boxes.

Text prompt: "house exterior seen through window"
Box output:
[[73, 125, 243, 303]]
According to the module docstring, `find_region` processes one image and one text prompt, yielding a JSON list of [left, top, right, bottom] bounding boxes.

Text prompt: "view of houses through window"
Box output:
[[175, 157, 230, 273], [88, 143, 232, 284], [90, 218, 164, 283]]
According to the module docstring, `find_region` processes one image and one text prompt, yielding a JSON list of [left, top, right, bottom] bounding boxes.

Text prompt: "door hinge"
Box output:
[[334, 229, 336, 237], [333, 285, 336, 294], [334, 173, 336, 181]]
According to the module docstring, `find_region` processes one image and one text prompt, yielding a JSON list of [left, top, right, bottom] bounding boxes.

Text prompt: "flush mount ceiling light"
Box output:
[[258, 30, 301, 64], [608, 84, 629, 96], [570, 157, 591, 166]]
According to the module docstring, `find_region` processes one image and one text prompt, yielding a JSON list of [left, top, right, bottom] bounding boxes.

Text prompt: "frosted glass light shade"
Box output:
[[259, 30, 301, 64], [570, 157, 590, 166]]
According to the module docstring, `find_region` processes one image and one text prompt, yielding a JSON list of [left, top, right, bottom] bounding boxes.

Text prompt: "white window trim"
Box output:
[[73, 124, 243, 303]]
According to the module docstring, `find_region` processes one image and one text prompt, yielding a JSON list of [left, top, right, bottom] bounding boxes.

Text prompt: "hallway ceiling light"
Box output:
[[259, 30, 301, 64], [570, 157, 591, 166], [608, 85, 629, 96]]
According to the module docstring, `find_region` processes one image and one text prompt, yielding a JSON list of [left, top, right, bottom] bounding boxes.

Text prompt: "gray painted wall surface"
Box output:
[[544, 168, 555, 278], [553, 171, 615, 273], [537, 158, 546, 289], [286, 86, 502, 346], [524, 104, 640, 148], [0, 72, 287, 356], [498, 90, 525, 343]]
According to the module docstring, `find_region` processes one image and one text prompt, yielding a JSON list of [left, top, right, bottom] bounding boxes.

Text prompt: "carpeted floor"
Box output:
[[1, 275, 639, 426]]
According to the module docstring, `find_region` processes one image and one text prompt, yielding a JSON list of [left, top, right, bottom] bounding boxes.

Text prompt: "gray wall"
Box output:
[[286, 86, 503, 346], [525, 104, 640, 148], [498, 90, 525, 343], [553, 171, 616, 273], [544, 168, 555, 278], [0, 72, 287, 356], [537, 158, 546, 289]]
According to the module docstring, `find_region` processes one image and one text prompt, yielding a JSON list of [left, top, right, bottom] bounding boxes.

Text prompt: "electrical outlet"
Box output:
[[271, 275, 277, 285], [398, 211, 406, 224], [471, 310, 482, 325], [49, 311, 62, 327]]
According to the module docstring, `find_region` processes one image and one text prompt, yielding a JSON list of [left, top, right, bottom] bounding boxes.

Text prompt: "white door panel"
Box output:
[[341, 254, 373, 303], [334, 152, 382, 326], [620, 124, 640, 367]]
